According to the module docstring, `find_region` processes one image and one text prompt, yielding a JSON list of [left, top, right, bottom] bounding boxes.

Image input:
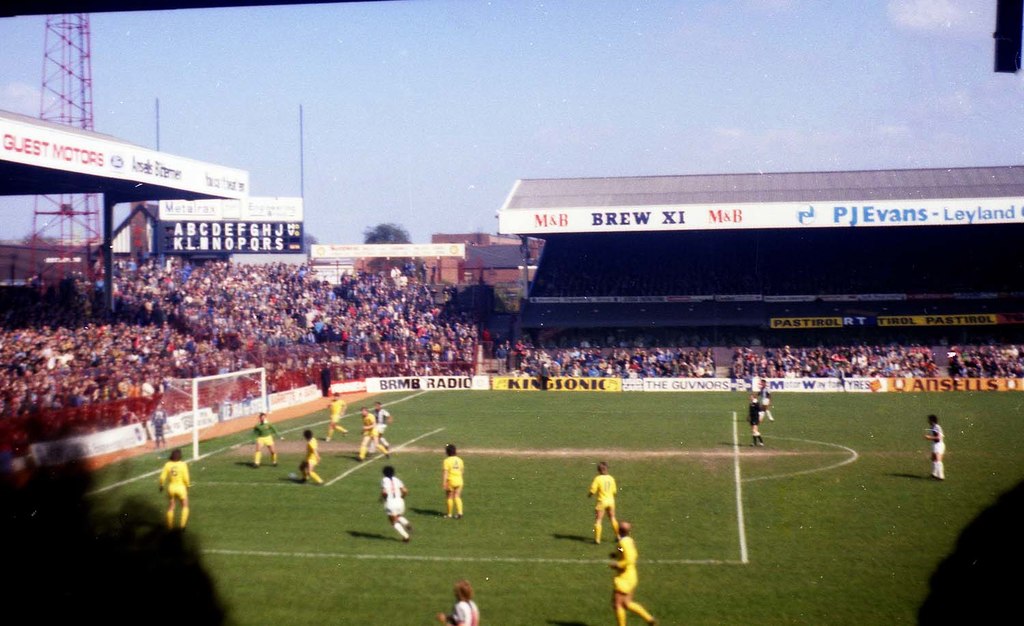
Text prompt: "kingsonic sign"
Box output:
[[1, 111, 248, 199], [498, 197, 1024, 234]]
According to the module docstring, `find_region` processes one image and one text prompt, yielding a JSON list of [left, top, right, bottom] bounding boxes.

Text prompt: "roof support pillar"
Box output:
[[102, 194, 115, 312]]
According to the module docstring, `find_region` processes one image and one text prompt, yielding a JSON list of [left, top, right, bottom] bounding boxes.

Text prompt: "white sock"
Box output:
[[936, 462, 944, 479], [932, 461, 939, 477], [398, 516, 410, 527], [393, 522, 409, 539]]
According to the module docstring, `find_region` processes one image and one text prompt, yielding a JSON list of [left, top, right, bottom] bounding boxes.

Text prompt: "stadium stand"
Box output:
[[6, 167, 1024, 458], [0, 259, 478, 453]]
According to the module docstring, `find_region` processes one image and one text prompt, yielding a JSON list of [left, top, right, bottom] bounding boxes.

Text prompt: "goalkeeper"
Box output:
[[252, 412, 281, 467]]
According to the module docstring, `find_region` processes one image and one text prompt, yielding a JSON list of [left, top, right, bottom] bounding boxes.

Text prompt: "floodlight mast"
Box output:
[[31, 13, 102, 288]]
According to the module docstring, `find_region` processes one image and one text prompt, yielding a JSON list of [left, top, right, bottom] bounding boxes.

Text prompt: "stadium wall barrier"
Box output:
[[638, 378, 737, 392], [491, 376, 622, 391], [220, 397, 266, 421], [886, 377, 1024, 392], [160, 408, 218, 439], [30, 422, 149, 467], [268, 384, 323, 411], [218, 384, 322, 421], [330, 380, 368, 394], [753, 377, 884, 392], [367, 375, 490, 393]]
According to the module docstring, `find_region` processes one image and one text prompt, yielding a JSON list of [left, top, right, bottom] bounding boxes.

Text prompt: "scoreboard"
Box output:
[[158, 220, 303, 254], [156, 197, 303, 256]]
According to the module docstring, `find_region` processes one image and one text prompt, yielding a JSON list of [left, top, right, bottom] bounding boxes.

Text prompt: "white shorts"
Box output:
[[384, 498, 405, 517], [932, 441, 946, 455], [376, 423, 388, 434]]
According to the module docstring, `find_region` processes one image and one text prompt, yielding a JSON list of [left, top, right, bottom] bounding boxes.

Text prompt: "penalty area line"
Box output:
[[88, 391, 431, 496], [202, 548, 742, 567], [324, 427, 446, 487]]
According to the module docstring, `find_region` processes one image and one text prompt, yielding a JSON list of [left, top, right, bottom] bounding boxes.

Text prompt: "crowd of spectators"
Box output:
[[731, 344, 941, 379], [6, 255, 1024, 455], [948, 345, 1024, 378], [0, 260, 478, 444], [493, 338, 716, 379]]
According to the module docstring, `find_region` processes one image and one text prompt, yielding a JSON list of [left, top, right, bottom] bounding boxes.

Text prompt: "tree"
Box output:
[[363, 223, 411, 245]]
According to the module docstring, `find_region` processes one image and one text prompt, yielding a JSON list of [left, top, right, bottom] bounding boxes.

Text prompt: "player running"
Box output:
[[325, 393, 348, 441], [610, 521, 657, 626], [381, 465, 412, 542], [300, 429, 323, 484], [373, 400, 393, 449], [358, 406, 390, 461]]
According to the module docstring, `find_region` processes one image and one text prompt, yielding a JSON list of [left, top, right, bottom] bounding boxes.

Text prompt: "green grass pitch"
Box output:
[[86, 390, 1024, 625]]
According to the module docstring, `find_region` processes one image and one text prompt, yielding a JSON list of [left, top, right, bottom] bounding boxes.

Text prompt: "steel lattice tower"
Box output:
[[31, 13, 100, 283]]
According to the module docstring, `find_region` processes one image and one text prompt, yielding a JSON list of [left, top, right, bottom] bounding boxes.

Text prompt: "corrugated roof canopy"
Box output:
[[502, 166, 1024, 210]]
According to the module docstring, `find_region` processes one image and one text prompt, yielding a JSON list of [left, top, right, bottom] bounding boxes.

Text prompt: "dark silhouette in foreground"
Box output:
[[919, 480, 1023, 624], [1, 451, 226, 626]]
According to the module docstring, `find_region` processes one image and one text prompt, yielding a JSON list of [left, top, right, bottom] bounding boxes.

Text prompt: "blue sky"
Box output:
[[1, 0, 1022, 244]]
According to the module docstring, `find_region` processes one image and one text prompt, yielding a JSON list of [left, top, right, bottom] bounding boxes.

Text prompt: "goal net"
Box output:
[[162, 367, 267, 459]]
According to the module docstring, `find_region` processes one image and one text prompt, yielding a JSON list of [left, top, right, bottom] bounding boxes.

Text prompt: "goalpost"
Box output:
[[162, 367, 268, 459]]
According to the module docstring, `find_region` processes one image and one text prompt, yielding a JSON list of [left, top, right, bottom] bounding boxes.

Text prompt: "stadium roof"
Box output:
[[502, 166, 1024, 209], [1, 1, 355, 18], [497, 165, 1024, 236], [0, 109, 248, 202]]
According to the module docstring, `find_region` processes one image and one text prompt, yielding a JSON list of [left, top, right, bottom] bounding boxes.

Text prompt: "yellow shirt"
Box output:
[[362, 413, 377, 435], [615, 535, 638, 573], [443, 455, 464, 487], [612, 535, 640, 594], [306, 437, 320, 464], [589, 473, 617, 507], [330, 398, 346, 421], [160, 460, 190, 491]]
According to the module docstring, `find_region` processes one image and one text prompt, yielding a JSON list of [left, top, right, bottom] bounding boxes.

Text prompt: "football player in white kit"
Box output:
[[924, 414, 945, 480], [758, 378, 774, 422], [436, 579, 480, 626], [374, 401, 393, 449], [381, 465, 412, 542]]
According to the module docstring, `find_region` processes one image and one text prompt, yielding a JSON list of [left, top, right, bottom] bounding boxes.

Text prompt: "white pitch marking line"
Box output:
[[742, 436, 859, 483], [279, 389, 430, 438], [88, 391, 430, 495], [203, 548, 745, 566], [731, 410, 750, 565], [324, 427, 445, 486]]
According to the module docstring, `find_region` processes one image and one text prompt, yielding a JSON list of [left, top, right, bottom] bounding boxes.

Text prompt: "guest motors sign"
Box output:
[[1, 110, 248, 199], [159, 220, 304, 254]]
